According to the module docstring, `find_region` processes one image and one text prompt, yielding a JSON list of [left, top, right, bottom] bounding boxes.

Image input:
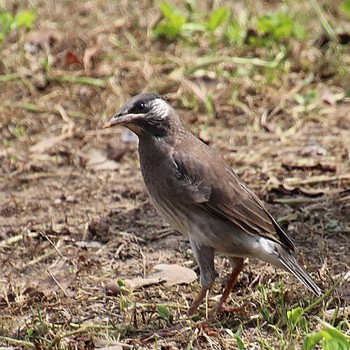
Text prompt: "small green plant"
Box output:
[[154, 2, 229, 41], [304, 319, 350, 350], [287, 307, 309, 333], [226, 326, 247, 350], [340, 0, 350, 17], [254, 10, 306, 44], [293, 91, 318, 107], [0, 9, 36, 43], [154, 2, 187, 39], [156, 304, 172, 321], [8, 124, 27, 138], [225, 20, 246, 44], [117, 279, 133, 312], [205, 7, 230, 33]]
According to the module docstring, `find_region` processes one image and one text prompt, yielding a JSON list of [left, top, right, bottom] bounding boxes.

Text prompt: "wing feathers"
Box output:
[[172, 141, 295, 251]]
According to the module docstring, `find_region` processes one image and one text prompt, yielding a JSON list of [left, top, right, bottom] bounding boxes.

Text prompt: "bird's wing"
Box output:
[[172, 144, 296, 251]]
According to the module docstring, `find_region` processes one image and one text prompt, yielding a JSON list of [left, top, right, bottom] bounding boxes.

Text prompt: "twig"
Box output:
[[284, 174, 350, 186], [309, 0, 336, 40], [1, 101, 89, 119], [54, 75, 106, 87], [39, 233, 63, 258], [0, 231, 39, 247], [47, 269, 68, 297], [10, 171, 81, 182], [0, 336, 35, 348], [21, 249, 57, 269], [274, 197, 323, 206]]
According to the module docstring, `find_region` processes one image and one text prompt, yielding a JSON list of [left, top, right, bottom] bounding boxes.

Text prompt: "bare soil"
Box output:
[[0, 0, 349, 349]]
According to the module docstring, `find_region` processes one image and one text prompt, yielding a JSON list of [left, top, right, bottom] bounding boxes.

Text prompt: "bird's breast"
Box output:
[[138, 139, 188, 233]]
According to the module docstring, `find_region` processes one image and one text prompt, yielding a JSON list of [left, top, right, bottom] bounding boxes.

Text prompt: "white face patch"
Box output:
[[149, 98, 170, 119]]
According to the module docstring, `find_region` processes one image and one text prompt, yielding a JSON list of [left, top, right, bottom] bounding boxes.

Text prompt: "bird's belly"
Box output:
[[150, 193, 190, 235], [150, 191, 253, 257]]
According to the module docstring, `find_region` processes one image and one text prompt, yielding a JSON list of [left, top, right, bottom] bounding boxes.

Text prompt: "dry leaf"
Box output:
[[65, 50, 84, 67], [30, 135, 64, 154], [325, 306, 350, 321], [96, 63, 113, 77], [149, 264, 197, 286], [80, 148, 119, 170], [301, 142, 327, 157], [94, 338, 129, 350], [106, 264, 197, 295], [282, 161, 335, 172]]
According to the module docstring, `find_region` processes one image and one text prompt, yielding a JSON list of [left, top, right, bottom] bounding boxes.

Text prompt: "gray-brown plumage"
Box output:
[[103, 93, 322, 316]]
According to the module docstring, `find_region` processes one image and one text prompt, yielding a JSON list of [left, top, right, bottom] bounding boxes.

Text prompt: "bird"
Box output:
[[102, 92, 322, 316]]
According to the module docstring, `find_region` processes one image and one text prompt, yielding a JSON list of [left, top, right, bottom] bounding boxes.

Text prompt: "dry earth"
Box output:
[[0, 0, 349, 349]]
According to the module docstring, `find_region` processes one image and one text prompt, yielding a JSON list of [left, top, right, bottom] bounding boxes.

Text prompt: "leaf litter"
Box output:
[[0, 0, 349, 349]]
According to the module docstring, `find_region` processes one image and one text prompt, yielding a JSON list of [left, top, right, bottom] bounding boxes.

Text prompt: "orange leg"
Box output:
[[209, 257, 244, 317], [187, 284, 212, 316]]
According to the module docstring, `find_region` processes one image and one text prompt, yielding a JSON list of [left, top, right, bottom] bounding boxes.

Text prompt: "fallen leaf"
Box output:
[[281, 184, 326, 197], [65, 50, 84, 67], [325, 306, 350, 321], [105, 264, 197, 294], [96, 63, 113, 77], [94, 338, 129, 350], [30, 135, 65, 154], [149, 264, 197, 286], [80, 148, 119, 170]]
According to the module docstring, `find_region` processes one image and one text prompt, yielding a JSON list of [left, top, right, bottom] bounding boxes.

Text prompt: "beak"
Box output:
[[102, 113, 141, 129]]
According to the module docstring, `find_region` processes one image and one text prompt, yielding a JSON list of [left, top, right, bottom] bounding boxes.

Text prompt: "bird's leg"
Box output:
[[210, 257, 244, 317], [188, 239, 216, 316], [187, 284, 212, 316]]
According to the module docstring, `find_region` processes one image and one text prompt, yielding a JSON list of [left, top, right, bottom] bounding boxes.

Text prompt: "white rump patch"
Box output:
[[259, 237, 275, 254]]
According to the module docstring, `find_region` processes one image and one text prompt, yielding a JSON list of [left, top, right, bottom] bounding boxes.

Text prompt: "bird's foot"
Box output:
[[209, 302, 253, 318]]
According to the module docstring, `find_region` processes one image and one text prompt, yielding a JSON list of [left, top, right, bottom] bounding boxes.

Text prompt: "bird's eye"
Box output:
[[134, 101, 147, 114]]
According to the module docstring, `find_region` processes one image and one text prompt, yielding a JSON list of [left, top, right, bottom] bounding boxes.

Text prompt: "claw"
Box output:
[[210, 301, 254, 317]]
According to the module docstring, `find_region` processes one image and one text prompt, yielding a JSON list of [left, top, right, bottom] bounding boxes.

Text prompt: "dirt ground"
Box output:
[[0, 0, 349, 349]]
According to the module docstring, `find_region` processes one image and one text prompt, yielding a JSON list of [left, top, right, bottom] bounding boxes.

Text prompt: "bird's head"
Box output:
[[103, 93, 180, 138]]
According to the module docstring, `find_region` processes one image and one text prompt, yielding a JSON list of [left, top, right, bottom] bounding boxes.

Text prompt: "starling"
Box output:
[[103, 93, 322, 316]]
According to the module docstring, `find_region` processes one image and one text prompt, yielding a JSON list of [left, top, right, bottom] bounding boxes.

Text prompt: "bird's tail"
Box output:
[[277, 248, 323, 297]]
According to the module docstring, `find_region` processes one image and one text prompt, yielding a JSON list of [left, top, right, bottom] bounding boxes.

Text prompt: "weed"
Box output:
[[256, 11, 306, 42], [226, 326, 247, 350], [304, 318, 350, 350], [0, 9, 35, 44], [154, 2, 229, 41], [340, 0, 350, 17]]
